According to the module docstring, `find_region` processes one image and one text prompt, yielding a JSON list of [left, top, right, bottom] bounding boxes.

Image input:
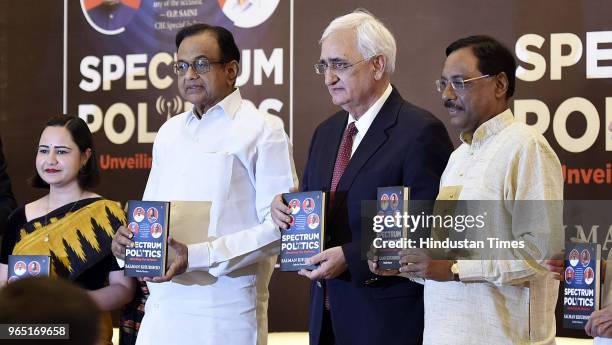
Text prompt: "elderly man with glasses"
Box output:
[[271, 9, 452, 345], [111, 23, 296, 345], [377, 35, 563, 345]]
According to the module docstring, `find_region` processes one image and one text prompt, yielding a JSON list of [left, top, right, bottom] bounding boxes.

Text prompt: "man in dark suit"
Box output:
[[0, 136, 16, 238], [271, 9, 453, 345]]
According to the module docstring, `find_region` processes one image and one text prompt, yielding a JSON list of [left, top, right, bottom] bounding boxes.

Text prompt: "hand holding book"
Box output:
[[585, 304, 612, 338], [270, 187, 298, 230], [297, 246, 347, 280], [544, 251, 564, 280], [145, 237, 188, 283], [112, 225, 133, 260], [398, 249, 455, 282]]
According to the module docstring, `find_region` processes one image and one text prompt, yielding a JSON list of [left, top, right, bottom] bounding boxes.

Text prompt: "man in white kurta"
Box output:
[[396, 36, 563, 344], [134, 88, 294, 345], [112, 24, 295, 345]]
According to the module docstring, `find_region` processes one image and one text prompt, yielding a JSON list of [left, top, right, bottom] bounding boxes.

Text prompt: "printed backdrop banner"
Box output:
[[67, 0, 288, 201], [1, 0, 611, 335]]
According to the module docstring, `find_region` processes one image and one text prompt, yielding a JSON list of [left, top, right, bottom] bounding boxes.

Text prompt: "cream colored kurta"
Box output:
[[135, 89, 295, 345], [424, 109, 564, 345]]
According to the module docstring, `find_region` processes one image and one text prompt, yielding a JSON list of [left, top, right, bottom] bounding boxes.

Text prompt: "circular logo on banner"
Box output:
[[303, 198, 315, 214], [13, 261, 27, 276], [28, 261, 41, 276], [8, 276, 19, 283], [218, 0, 280, 28], [80, 0, 142, 35], [288, 199, 301, 215], [151, 223, 163, 239], [581, 249, 591, 267], [564, 266, 574, 284], [568, 249, 579, 267]]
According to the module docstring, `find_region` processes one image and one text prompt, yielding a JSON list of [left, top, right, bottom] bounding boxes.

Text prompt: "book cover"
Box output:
[[375, 186, 410, 269], [8, 255, 50, 282], [562, 242, 601, 329], [124, 200, 170, 277], [280, 191, 326, 271]]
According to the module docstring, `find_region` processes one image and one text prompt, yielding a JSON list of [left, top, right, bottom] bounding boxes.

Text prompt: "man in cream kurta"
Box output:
[[396, 36, 563, 344], [111, 24, 295, 345], [421, 109, 562, 344]]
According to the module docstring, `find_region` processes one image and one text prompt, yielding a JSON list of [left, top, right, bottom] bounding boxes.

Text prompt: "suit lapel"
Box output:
[[333, 88, 403, 202], [320, 113, 348, 190]]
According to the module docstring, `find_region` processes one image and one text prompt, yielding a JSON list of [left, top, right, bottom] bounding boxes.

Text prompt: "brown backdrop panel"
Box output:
[[2, 0, 612, 336]]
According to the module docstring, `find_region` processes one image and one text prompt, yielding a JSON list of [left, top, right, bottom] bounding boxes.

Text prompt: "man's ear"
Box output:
[[372, 54, 386, 81], [226, 60, 239, 86], [495, 72, 509, 99]]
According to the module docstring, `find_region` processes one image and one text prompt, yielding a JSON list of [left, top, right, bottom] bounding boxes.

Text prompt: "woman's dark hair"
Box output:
[[30, 115, 100, 189], [446, 35, 516, 98]]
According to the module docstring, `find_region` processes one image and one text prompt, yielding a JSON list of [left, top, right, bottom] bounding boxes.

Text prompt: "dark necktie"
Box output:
[[324, 121, 357, 311], [331, 122, 358, 192]]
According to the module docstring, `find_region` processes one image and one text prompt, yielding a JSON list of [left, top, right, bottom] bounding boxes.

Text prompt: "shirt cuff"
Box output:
[[187, 242, 211, 272], [457, 260, 483, 282], [116, 257, 125, 269]]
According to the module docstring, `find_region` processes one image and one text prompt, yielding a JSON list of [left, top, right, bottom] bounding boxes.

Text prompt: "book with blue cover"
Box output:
[[124, 200, 169, 277], [375, 186, 410, 269], [562, 242, 601, 329], [8, 255, 50, 282], [280, 191, 326, 271]]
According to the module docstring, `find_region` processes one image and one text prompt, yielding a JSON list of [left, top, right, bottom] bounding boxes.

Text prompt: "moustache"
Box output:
[[444, 100, 464, 111]]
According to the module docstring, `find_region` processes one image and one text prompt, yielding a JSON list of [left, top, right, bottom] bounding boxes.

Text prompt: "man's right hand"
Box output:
[[271, 188, 297, 229], [112, 225, 134, 260]]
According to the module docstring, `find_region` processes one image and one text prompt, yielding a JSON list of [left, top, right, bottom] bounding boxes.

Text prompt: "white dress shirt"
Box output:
[[423, 109, 564, 345], [346, 83, 392, 157], [135, 88, 295, 345]]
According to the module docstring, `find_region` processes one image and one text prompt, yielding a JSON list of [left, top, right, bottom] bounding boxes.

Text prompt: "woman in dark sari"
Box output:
[[0, 115, 135, 344]]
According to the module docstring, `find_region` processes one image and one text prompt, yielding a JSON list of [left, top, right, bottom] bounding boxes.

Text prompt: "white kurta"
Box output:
[[135, 89, 295, 345], [423, 109, 564, 345]]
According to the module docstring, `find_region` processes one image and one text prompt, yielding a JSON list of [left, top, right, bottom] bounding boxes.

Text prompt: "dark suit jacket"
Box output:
[[0, 136, 16, 237], [302, 87, 453, 345]]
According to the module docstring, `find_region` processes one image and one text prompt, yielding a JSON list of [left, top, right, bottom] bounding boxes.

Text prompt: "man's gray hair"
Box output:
[[320, 9, 397, 74]]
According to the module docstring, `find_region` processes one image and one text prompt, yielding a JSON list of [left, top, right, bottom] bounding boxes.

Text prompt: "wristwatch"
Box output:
[[450, 261, 460, 281]]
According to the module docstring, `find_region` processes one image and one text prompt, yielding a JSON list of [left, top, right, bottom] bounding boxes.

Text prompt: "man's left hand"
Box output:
[[399, 249, 454, 282], [298, 246, 347, 280], [146, 237, 188, 283]]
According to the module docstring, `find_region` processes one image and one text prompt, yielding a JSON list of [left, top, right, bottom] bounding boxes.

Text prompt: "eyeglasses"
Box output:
[[172, 56, 226, 75], [313, 55, 377, 75], [435, 74, 493, 92]]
